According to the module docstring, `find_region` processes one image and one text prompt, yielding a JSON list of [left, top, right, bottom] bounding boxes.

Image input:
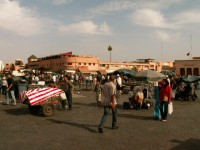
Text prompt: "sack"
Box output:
[[168, 102, 173, 115], [141, 102, 151, 109], [60, 92, 67, 100], [163, 96, 168, 102]]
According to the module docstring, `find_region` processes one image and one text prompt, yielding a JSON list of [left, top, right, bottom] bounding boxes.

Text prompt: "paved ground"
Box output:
[[1, 90, 200, 150]]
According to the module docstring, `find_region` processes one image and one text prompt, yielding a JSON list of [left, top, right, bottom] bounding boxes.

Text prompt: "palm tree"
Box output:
[[107, 45, 112, 62]]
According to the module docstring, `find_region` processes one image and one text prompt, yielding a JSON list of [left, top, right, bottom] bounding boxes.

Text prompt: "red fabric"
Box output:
[[19, 87, 64, 106], [65, 51, 72, 56], [160, 85, 172, 102]]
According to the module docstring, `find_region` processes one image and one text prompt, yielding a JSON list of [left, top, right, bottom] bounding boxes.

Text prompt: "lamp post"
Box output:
[[107, 45, 112, 62]]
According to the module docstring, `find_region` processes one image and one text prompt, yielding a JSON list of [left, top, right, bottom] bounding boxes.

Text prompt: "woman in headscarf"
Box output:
[[153, 81, 161, 120]]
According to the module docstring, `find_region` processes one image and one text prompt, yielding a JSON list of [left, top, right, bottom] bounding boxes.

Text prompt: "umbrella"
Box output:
[[134, 70, 165, 81], [113, 69, 135, 77], [161, 70, 176, 76], [181, 76, 200, 83]]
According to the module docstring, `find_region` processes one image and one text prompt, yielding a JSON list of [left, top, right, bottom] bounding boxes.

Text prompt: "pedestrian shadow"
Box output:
[[3, 107, 30, 116], [170, 138, 200, 150], [118, 113, 153, 120], [73, 102, 99, 107], [47, 119, 98, 133], [3, 106, 44, 117]]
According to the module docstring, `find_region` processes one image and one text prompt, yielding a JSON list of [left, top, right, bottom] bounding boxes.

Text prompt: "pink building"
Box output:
[[27, 52, 100, 73], [27, 51, 174, 74]]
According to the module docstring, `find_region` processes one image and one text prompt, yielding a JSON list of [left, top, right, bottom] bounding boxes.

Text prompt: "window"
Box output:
[[187, 68, 192, 76], [93, 63, 95, 66], [180, 68, 185, 76], [194, 68, 199, 76], [68, 63, 72, 65], [88, 63, 91, 65], [79, 63, 81, 65], [84, 63, 86, 65], [150, 65, 154, 68]]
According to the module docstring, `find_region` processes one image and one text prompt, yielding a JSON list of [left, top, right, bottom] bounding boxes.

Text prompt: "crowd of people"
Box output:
[[0, 70, 199, 133]]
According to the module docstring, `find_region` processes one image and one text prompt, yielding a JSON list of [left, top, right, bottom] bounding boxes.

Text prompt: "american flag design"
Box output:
[[20, 87, 64, 106]]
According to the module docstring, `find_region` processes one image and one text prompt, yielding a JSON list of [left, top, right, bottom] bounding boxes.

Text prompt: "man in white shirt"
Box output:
[[52, 75, 57, 83], [116, 74, 122, 101], [98, 75, 118, 133]]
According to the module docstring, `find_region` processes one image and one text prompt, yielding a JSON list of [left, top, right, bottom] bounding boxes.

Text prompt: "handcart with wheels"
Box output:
[[20, 87, 66, 117]]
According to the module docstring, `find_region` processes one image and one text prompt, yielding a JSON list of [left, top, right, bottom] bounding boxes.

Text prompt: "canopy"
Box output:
[[114, 69, 135, 77], [161, 70, 176, 76], [181, 76, 200, 83], [134, 70, 165, 81]]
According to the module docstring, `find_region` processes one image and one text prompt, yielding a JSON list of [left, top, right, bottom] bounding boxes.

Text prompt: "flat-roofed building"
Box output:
[[175, 58, 200, 76], [27, 51, 174, 74], [27, 52, 100, 73]]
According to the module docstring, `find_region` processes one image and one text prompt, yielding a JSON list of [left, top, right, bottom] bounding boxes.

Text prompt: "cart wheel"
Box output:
[[42, 104, 55, 117], [28, 105, 41, 114]]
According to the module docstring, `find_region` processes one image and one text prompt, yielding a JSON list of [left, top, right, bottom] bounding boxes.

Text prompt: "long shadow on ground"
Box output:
[[170, 138, 200, 150], [3, 107, 30, 116], [118, 113, 153, 120], [47, 119, 98, 133]]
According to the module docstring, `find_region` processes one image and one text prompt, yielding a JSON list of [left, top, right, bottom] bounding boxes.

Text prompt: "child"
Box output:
[[94, 80, 103, 107]]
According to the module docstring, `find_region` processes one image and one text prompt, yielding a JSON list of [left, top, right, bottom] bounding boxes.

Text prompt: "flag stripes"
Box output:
[[20, 87, 64, 106]]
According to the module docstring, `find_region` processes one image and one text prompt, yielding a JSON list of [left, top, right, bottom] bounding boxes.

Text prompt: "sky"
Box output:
[[0, 0, 200, 64]]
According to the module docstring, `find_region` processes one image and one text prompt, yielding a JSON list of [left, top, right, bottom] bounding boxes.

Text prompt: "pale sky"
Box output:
[[0, 0, 200, 64]]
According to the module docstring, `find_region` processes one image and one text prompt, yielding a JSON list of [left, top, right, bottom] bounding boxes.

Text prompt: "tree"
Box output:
[[107, 45, 112, 62]]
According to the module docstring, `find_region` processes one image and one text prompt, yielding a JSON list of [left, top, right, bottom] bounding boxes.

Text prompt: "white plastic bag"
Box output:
[[168, 102, 173, 115], [60, 92, 67, 100]]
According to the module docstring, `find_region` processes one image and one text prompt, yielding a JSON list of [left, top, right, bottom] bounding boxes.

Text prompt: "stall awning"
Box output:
[[77, 66, 90, 74], [98, 70, 107, 75]]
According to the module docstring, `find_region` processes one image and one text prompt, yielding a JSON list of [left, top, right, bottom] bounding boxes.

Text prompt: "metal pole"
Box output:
[[110, 51, 111, 62]]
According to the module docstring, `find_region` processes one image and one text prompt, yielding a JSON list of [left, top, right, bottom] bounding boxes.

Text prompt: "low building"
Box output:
[[27, 51, 174, 74], [15, 59, 25, 70], [27, 52, 100, 73], [175, 58, 200, 76]]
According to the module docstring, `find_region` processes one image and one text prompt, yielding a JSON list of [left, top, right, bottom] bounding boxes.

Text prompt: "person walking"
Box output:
[[98, 75, 118, 133], [116, 74, 122, 101], [2, 76, 8, 95], [160, 79, 172, 121], [62, 75, 74, 110], [94, 80, 103, 107], [153, 82, 161, 120], [6, 73, 17, 106]]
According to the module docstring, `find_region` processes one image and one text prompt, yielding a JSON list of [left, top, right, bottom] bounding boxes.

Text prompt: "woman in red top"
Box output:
[[160, 79, 172, 121]]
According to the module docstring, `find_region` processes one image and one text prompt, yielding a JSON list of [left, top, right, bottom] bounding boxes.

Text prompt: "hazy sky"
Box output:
[[0, 0, 200, 64]]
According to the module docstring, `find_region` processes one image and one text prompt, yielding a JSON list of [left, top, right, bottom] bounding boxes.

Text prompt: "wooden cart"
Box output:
[[20, 87, 66, 117]]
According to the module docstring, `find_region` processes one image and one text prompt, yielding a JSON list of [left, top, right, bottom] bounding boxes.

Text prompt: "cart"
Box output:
[[20, 87, 66, 117]]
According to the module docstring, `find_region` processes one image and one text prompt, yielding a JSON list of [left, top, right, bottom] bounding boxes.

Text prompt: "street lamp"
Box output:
[[107, 45, 112, 62]]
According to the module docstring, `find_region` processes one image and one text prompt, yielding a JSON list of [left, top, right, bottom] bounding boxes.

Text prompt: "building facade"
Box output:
[[175, 58, 200, 76], [27, 51, 174, 74], [27, 52, 100, 73]]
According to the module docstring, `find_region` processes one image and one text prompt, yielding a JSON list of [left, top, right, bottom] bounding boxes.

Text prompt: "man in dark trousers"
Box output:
[[6, 73, 17, 105], [62, 75, 74, 110]]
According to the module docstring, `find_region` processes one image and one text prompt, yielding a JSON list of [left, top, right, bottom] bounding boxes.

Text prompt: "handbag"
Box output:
[[163, 96, 168, 102], [168, 102, 173, 115]]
